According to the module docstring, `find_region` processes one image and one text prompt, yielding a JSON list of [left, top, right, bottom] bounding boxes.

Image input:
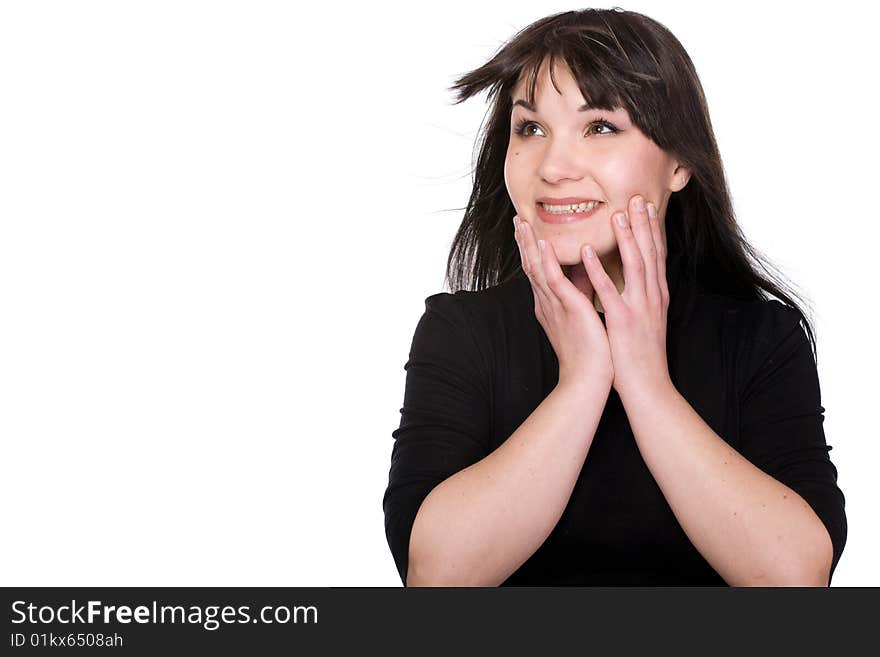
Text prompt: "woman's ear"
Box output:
[[670, 163, 692, 193]]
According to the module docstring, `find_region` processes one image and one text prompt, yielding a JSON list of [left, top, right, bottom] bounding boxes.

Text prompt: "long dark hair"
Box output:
[[442, 7, 817, 360]]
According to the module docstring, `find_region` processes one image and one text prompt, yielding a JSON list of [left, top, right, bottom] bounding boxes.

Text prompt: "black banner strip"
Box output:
[[2, 587, 875, 654]]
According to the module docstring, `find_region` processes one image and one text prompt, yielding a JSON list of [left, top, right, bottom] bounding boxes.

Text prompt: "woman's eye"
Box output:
[[513, 120, 617, 138], [587, 123, 615, 136], [514, 121, 542, 137]]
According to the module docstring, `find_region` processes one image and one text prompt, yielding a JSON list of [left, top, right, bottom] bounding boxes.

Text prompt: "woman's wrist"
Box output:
[[555, 369, 614, 400]]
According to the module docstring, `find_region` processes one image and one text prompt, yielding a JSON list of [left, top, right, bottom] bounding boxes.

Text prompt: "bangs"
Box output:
[[511, 26, 663, 115], [514, 46, 634, 114]]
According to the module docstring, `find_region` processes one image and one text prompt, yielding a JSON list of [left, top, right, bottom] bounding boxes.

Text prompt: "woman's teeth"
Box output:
[[541, 201, 601, 213]]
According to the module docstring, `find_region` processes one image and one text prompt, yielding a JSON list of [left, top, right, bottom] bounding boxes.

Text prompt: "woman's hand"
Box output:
[[581, 194, 673, 402], [513, 214, 614, 391]]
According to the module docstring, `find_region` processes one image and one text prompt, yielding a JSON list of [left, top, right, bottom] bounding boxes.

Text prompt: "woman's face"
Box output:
[[504, 58, 690, 269]]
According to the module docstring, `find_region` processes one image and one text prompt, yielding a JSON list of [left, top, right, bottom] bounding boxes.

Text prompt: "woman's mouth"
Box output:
[[535, 201, 604, 224]]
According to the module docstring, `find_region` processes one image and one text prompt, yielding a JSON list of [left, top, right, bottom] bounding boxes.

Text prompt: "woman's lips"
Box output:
[[535, 201, 604, 224]]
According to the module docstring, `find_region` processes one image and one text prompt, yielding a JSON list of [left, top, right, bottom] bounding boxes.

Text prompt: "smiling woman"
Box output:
[[382, 7, 847, 587], [504, 56, 690, 310]]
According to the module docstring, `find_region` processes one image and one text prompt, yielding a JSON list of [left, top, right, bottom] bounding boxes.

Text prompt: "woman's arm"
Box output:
[[407, 376, 612, 586], [621, 382, 833, 586], [618, 305, 844, 586]]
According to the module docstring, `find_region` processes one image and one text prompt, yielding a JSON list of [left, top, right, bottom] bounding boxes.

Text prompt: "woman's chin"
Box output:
[[549, 239, 613, 263], [559, 253, 599, 268]]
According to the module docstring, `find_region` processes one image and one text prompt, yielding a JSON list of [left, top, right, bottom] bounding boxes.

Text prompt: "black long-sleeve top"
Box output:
[[382, 252, 847, 586]]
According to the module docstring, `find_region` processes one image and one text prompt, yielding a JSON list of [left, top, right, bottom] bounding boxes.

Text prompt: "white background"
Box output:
[[0, 0, 876, 586]]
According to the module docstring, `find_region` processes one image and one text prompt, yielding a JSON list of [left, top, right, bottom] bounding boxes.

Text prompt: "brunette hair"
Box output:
[[443, 7, 817, 359]]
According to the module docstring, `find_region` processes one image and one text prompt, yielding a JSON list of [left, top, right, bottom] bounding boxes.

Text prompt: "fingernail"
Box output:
[[634, 195, 646, 211], [513, 215, 521, 227], [647, 203, 657, 220], [583, 245, 595, 259], [615, 212, 629, 228]]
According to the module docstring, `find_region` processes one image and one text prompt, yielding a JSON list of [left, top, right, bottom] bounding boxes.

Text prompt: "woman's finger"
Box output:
[[646, 202, 669, 307], [517, 219, 555, 308], [514, 216, 529, 271], [582, 243, 625, 316], [611, 208, 646, 304], [514, 217, 552, 309], [627, 195, 660, 308], [541, 239, 588, 315]]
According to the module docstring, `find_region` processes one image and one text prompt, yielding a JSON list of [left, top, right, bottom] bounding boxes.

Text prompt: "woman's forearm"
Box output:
[[406, 376, 612, 586], [620, 382, 833, 586]]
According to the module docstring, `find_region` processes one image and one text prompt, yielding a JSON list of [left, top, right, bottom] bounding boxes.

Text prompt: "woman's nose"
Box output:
[[536, 141, 588, 182]]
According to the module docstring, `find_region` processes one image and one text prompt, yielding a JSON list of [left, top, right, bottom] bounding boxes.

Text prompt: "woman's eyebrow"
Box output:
[[512, 98, 597, 112]]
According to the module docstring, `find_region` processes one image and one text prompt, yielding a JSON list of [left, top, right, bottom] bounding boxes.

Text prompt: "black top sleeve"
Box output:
[[736, 301, 847, 583], [382, 292, 493, 586]]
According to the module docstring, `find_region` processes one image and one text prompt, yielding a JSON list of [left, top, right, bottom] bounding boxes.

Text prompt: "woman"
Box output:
[[382, 8, 846, 587]]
